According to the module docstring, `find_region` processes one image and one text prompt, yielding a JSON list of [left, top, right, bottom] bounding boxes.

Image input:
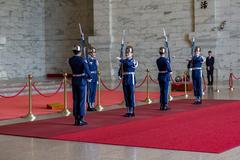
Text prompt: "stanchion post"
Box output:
[[144, 69, 152, 104], [96, 70, 104, 111], [215, 69, 220, 93], [60, 73, 71, 116], [202, 75, 205, 96], [23, 74, 36, 121], [168, 75, 173, 101], [230, 72, 234, 91], [184, 71, 189, 98]]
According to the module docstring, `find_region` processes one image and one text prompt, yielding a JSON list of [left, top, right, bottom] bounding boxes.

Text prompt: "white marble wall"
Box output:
[[90, 0, 240, 80], [0, 0, 93, 80], [0, 0, 239, 81], [0, 0, 45, 79], [90, 0, 195, 80], [45, 0, 93, 74]]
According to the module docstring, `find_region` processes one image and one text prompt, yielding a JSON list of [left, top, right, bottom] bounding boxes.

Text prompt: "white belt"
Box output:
[[159, 71, 167, 73], [72, 73, 85, 77], [91, 71, 97, 74], [192, 67, 202, 70], [122, 72, 135, 75]]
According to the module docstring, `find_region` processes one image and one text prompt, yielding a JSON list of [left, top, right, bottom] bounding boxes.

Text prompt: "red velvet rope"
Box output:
[[149, 75, 158, 84], [100, 79, 122, 91], [67, 79, 72, 85], [0, 83, 28, 98], [135, 75, 147, 88], [32, 81, 63, 97], [232, 73, 240, 80]]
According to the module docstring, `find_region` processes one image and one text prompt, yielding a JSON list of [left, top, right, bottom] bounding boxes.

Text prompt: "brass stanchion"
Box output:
[[202, 74, 205, 96], [144, 69, 152, 104], [168, 74, 173, 102], [96, 71, 104, 111], [23, 74, 36, 121], [60, 73, 71, 116], [215, 69, 220, 93], [184, 72, 189, 99], [229, 72, 234, 91]]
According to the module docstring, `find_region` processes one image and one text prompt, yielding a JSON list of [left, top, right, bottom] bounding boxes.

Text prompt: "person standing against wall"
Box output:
[[206, 50, 214, 86]]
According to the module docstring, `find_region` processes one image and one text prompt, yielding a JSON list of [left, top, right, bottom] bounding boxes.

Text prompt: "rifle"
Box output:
[[191, 37, 195, 58], [188, 37, 195, 69], [118, 30, 126, 78], [163, 28, 171, 63], [120, 30, 126, 59], [79, 23, 86, 59]]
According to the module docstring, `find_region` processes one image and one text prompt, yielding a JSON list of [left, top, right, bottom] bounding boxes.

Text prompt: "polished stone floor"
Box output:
[[0, 82, 240, 160]]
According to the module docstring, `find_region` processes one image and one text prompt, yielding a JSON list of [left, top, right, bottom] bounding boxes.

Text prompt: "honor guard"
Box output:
[[191, 46, 206, 104], [156, 47, 172, 110], [68, 45, 92, 126], [117, 46, 138, 117], [206, 50, 214, 85], [87, 47, 99, 111]]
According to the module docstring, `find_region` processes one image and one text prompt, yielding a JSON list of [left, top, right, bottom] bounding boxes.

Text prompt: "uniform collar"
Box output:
[[195, 54, 200, 57], [88, 55, 96, 59], [75, 53, 81, 57]]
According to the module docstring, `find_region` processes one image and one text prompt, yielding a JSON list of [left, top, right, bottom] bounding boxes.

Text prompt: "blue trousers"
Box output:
[[192, 77, 202, 98], [87, 81, 97, 104], [123, 85, 135, 112], [159, 80, 169, 106], [72, 84, 87, 117]]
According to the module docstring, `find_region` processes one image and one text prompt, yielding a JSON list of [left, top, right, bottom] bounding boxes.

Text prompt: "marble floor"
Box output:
[[0, 82, 240, 160]]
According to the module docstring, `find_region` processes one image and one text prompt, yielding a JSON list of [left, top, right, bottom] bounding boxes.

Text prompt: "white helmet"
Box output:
[[72, 45, 81, 51]]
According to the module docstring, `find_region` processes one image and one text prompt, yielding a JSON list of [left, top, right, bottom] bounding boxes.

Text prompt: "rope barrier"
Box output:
[[32, 81, 63, 97], [232, 73, 240, 80], [67, 79, 72, 85], [149, 75, 158, 84], [0, 83, 28, 98], [135, 75, 147, 88], [100, 79, 122, 91]]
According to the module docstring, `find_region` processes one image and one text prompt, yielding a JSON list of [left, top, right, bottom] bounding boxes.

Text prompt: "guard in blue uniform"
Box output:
[[191, 46, 206, 104], [87, 47, 99, 111], [69, 45, 92, 126], [117, 46, 138, 117], [156, 47, 172, 110]]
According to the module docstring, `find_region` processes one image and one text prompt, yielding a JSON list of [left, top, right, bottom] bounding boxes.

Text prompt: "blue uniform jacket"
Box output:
[[156, 56, 172, 82], [119, 58, 138, 86], [87, 55, 98, 82], [69, 55, 92, 85], [192, 55, 205, 79]]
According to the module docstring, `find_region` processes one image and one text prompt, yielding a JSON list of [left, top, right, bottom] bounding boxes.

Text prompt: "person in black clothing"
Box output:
[[206, 50, 215, 85]]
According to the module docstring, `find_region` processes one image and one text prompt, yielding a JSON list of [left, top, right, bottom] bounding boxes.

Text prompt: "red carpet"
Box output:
[[0, 90, 184, 120], [0, 99, 240, 153]]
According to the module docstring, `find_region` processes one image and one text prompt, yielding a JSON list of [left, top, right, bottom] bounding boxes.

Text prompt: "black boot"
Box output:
[[160, 104, 164, 110], [74, 116, 80, 126], [79, 116, 88, 126], [164, 105, 171, 110]]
